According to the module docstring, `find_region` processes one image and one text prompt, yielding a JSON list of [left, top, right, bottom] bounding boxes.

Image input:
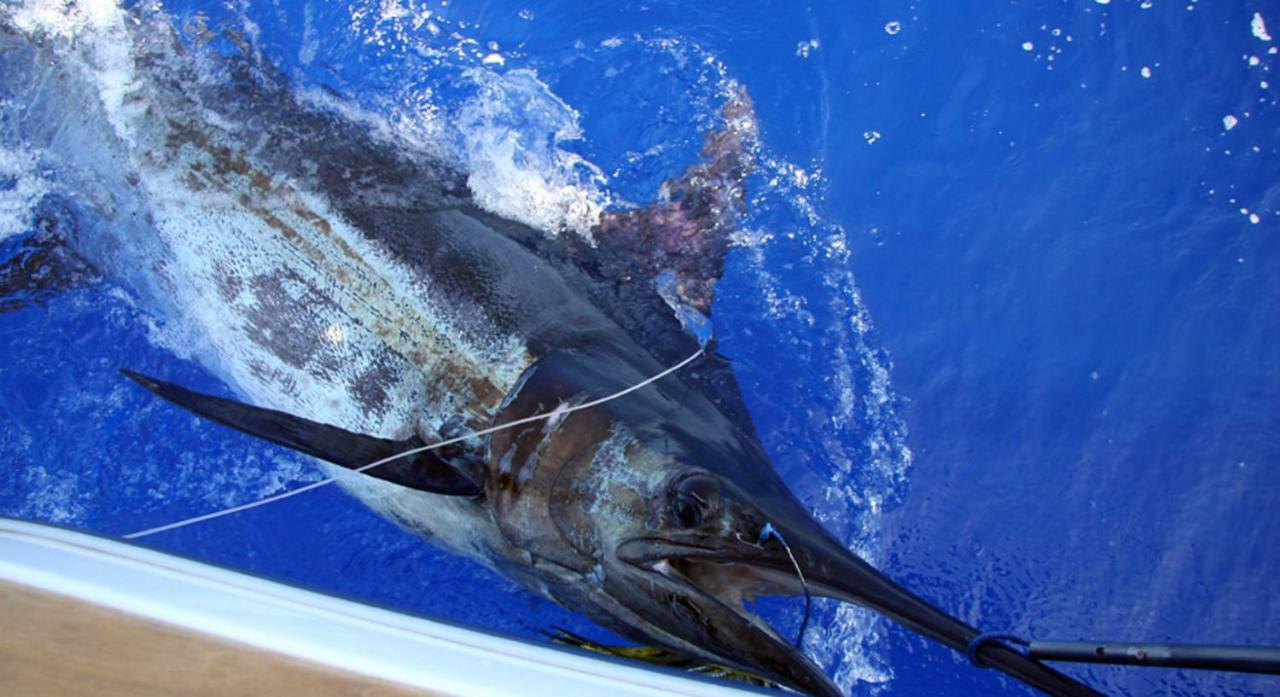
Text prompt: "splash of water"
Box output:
[[0, 145, 50, 241]]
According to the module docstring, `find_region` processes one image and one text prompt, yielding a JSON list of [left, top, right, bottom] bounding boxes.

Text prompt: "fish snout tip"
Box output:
[[119, 368, 157, 390]]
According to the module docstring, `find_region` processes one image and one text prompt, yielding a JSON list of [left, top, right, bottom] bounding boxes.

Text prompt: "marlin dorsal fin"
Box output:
[[120, 370, 481, 496], [593, 84, 757, 318]]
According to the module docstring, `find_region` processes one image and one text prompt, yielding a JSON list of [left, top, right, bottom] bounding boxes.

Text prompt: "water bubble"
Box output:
[[796, 39, 820, 58], [1252, 12, 1272, 42]]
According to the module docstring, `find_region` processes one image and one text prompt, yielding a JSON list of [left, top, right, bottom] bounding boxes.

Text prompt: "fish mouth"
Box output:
[[616, 536, 843, 697]]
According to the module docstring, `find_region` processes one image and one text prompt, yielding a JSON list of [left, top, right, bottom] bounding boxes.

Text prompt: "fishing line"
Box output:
[[125, 347, 706, 540], [757, 522, 812, 649]]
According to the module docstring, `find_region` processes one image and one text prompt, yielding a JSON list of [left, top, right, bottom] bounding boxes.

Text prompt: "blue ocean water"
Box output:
[[1, 1, 1277, 696]]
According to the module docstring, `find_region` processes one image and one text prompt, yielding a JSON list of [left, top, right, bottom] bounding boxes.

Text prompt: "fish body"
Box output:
[[3, 6, 1102, 696]]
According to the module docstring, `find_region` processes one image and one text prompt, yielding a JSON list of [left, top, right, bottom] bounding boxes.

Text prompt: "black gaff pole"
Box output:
[[1027, 640, 1280, 675]]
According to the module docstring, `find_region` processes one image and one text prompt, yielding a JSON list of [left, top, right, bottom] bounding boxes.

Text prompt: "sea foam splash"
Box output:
[[454, 69, 610, 239], [0, 145, 50, 241]]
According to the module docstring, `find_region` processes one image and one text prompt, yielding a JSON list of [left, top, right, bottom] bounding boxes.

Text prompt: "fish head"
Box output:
[[578, 436, 855, 696], [504, 349, 983, 697], [494, 348, 839, 695]]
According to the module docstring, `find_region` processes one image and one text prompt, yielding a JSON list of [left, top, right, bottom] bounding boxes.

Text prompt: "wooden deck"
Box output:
[[0, 580, 438, 697]]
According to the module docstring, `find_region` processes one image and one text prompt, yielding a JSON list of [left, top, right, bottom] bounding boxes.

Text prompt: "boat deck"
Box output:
[[1, 580, 432, 696]]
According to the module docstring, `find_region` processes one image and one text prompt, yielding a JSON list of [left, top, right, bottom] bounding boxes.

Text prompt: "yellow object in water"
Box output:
[[549, 629, 777, 689]]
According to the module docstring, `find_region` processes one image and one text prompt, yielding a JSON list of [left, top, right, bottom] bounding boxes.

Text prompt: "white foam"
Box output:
[[12, 0, 143, 147], [294, 85, 447, 160], [456, 69, 609, 238], [16, 466, 87, 525], [0, 144, 50, 241], [335, 0, 616, 238]]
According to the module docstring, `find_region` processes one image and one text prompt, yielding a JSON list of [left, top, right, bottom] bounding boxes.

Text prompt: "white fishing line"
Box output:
[[124, 347, 706, 539], [757, 522, 812, 648]]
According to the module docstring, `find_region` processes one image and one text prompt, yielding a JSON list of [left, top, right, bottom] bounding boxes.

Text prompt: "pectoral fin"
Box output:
[[120, 370, 482, 497]]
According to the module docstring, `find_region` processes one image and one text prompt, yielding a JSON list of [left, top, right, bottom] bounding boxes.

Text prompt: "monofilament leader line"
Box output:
[[757, 521, 812, 649], [124, 347, 706, 540]]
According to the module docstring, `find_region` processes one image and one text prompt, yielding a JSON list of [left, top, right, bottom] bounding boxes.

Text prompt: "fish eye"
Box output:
[[667, 472, 719, 529]]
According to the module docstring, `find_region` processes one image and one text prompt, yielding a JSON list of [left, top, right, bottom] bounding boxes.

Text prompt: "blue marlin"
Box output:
[[2, 7, 1097, 696]]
